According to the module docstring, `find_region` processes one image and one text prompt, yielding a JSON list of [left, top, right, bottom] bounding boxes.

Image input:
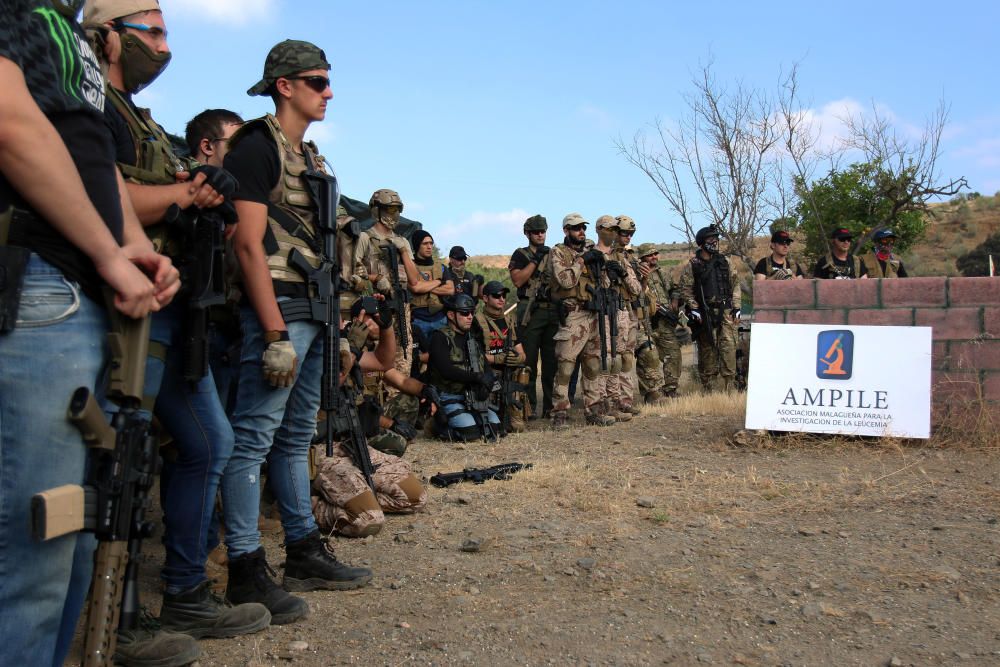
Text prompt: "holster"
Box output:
[[0, 244, 30, 334]]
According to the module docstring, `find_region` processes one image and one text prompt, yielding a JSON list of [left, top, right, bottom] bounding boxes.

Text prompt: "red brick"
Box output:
[[915, 307, 982, 341], [949, 277, 1000, 306], [933, 370, 981, 402], [932, 341, 950, 371], [752, 309, 785, 324], [785, 309, 845, 325], [816, 279, 880, 308], [984, 307, 1000, 337], [846, 308, 914, 327], [753, 280, 816, 309], [882, 277, 947, 307], [951, 340, 1000, 372], [983, 372, 1000, 402]]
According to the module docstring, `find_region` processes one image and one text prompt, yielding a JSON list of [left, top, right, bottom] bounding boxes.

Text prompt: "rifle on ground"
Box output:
[[31, 307, 155, 667], [381, 240, 410, 359], [429, 462, 532, 488], [465, 332, 499, 441], [287, 163, 376, 490]]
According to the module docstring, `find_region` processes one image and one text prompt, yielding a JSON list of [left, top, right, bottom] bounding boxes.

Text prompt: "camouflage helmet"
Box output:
[[247, 40, 331, 96], [615, 215, 636, 232], [595, 215, 619, 230], [562, 212, 588, 229], [636, 243, 659, 258], [369, 188, 404, 211], [523, 214, 548, 232]]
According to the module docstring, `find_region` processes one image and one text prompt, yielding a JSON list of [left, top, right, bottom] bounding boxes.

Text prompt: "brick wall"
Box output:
[[753, 277, 1000, 424]]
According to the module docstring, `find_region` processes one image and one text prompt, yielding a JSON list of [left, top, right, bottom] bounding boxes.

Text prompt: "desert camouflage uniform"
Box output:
[[311, 444, 426, 538], [633, 280, 665, 400], [647, 263, 683, 395], [597, 244, 641, 414], [549, 240, 609, 419], [678, 253, 740, 391]]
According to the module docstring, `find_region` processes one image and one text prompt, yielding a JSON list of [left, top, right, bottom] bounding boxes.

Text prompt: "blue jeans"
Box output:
[[440, 391, 500, 429], [0, 255, 106, 667], [220, 305, 323, 558], [411, 310, 445, 344], [148, 303, 235, 593]]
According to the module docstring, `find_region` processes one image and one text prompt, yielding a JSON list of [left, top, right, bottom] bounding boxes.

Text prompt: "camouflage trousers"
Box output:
[[602, 309, 636, 406], [694, 316, 738, 392], [636, 322, 665, 399], [369, 393, 421, 456], [386, 303, 413, 399], [552, 309, 604, 414], [311, 443, 426, 538], [651, 323, 682, 394]]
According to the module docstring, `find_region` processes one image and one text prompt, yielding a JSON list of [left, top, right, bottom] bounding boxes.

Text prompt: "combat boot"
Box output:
[[620, 401, 641, 416], [159, 580, 271, 639], [604, 398, 631, 422], [550, 411, 570, 430], [114, 609, 202, 667], [283, 530, 373, 592], [584, 404, 616, 426], [643, 390, 664, 404], [226, 547, 309, 625]]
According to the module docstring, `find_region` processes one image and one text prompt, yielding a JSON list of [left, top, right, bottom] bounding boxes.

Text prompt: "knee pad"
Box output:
[[555, 359, 576, 385], [581, 355, 602, 380], [620, 352, 635, 373]]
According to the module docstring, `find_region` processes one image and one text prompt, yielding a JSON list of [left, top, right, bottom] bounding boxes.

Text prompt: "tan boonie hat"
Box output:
[[83, 0, 160, 26], [248, 39, 331, 96], [595, 215, 618, 230], [562, 212, 587, 228], [636, 243, 659, 258]]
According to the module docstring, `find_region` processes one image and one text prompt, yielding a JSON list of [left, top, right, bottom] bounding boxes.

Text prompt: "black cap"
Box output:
[[449, 246, 468, 260], [771, 230, 793, 243], [831, 227, 853, 240], [482, 280, 509, 297]]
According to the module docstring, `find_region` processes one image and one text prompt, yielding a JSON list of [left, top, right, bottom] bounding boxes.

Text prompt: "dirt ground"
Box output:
[[67, 387, 1000, 667]]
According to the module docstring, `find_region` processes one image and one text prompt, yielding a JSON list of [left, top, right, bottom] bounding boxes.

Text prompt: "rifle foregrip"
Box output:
[[82, 540, 128, 667]]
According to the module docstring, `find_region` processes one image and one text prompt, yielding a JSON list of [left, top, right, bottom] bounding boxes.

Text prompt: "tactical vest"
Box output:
[[427, 327, 485, 395], [475, 311, 514, 356], [820, 253, 861, 279], [691, 254, 734, 311], [362, 368, 386, 403], [411, 261, 445, 312], [762, 255, 800, 280], [549, 243, 596, 303], [863, 253, 900, 278], [229, 114, 325, 292], [515, 246, 552, 302], [615, 248, 638, 306]]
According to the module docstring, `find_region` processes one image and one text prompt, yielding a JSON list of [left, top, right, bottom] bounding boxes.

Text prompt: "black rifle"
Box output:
[[287, 164, 376, 490], [381, 240, 410, 359], [429, 462, 532, 488], [465, 332, 499, 441], [31, 307, 156, 666], [496, 324, 524, 435], [584, 256, 618, 371], [696, 279, 723, 370]]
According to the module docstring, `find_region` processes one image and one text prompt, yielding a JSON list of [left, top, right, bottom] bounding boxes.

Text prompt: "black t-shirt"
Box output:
[[754, 256, 804, 278], [2, 1, 123, 295], [224, 124, 281, 205], [472, 314, 519, 354], [429, 328, 479, 385], [812, 254, 868, 279], [103, 91, 139, 167], [508, 247, 535, 299]]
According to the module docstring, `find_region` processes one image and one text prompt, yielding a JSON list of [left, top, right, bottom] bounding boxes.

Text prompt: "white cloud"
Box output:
[[167, 0, 275, 24], [952, 136, 1000, 170], [433, 208, 531, 255], [305, 121, 338, 145], [578, 104, 615, 130]]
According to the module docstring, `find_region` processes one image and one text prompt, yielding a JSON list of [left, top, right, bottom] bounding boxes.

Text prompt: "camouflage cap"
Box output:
[[595, 215, 619, 230], [523, 214, 548, 232], [562, 212, 588, 228], [636, 243, 659, 258], [82, 0, 160, 27], [248, 39, 331, 97]]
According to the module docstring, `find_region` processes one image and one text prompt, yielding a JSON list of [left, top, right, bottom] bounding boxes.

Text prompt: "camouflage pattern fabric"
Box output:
[[311, 444, 426, 538], [651, 324, 682, 394], [247, 39, 331, 96], [551, 309, 604, 413], [635, 308, 664, 398], [694, 316, 738, 392]]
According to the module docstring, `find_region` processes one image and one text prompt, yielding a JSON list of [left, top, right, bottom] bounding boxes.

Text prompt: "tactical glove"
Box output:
[[533, 246, 550, 263], [582, 249, 606, 266], [606, 260, 626, 280], [189, 164, 238, 199], [387, 236, 410, 256], [345, 320, 371, 351], [375, 298, 395, 330], [390, 418, 417, 441], [730, 308, 741, 322], [689, 310, 702, 323], [262, 333, 297, 387]]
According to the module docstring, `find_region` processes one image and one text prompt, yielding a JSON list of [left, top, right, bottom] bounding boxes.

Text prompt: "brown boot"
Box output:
[[620, 401, 641, 416], [550, 411, 570, 430], [585, 404, 616, 426]]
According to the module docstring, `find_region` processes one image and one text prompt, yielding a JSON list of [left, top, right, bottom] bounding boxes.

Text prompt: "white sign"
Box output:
[[745, 323, 932, 438]]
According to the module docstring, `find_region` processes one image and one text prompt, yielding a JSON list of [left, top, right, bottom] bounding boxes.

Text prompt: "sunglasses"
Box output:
[[835, 236, 852, 242], [116, 20, 168, 40], [774, 240, 792, 246], [455, 310, 474, 317], [618, 231, 634, 236], [285, 75, 331, 93], [528, 230, 546, 235], [566, 224, 587, 231]]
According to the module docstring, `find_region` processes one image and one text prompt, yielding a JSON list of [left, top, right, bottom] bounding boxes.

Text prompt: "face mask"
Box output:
[[119, 33, 171, 93], [703, 238, 719, 254]]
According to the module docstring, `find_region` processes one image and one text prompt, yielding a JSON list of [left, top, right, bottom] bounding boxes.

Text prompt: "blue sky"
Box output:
[[142, 0, 1000, 254]]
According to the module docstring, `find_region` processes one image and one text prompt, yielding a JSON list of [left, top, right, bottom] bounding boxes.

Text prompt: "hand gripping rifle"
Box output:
[[287, 165, 375, 490], [465, 332, 499, 441], [31, 305, 156, 666], [381, 240, 410, 359]]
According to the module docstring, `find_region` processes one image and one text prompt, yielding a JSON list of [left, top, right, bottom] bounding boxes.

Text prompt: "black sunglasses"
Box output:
[[774, 239, 792, 246], [285, 75, 330, 93], [455, 310, 474, 317], [835, 236, 852, 242], [566, 224, 587, 231]]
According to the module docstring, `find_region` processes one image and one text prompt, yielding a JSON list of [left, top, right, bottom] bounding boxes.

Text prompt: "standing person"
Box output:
[[678, 225, 741, 392], [473, 280, 528, 433], [409, 229, 454, 340], [220, 39, 372, 626], [0, 1, 181, 664], [812, 227, 869, 279], [631, 243, 666, 403], [591, 215, 635, 422], [753, 230, 805, 280], [444, 245, 482, 298], [548, 213, 616, 428], [863, 229, 908, 278], [611, 215, 644, 414], [509, 214, 558, 418], [83, 0, 271, 648], [637, 244, 683, 399]]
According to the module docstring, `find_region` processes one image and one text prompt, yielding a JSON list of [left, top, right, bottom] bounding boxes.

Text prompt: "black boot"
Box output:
[[114, 609, 202, 667], [226, 547, 309, 625], [159, 580, 271, 639], [283, 530, 373, 592]]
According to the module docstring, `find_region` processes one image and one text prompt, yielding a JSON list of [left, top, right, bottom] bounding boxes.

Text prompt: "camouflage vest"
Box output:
[[549, 243, 596, 303], [427, 326, 484, 395], [411, 261, 445, 312], [229, 114, 325, 289], [474, 310, 515, 356], [821, 252, 862, 279], [760, 255, 801, 280], [515, 246, 552, 302], [863, 253, 900, 278], [690, 253, 734, 311]]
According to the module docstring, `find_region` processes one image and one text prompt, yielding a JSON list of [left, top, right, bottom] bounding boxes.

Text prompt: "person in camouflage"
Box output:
[[473, 281, 529, 433], [630, 243, 666, 403], [612, 215, 645, 413], [508, 214, 558, 418], [637, 244, 682, 398], [548, 213, 616, 428], [678, 226, 741, 392]]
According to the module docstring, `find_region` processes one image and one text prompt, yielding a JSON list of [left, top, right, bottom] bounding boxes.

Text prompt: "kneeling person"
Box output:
[[473, 281, 529, 433]]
